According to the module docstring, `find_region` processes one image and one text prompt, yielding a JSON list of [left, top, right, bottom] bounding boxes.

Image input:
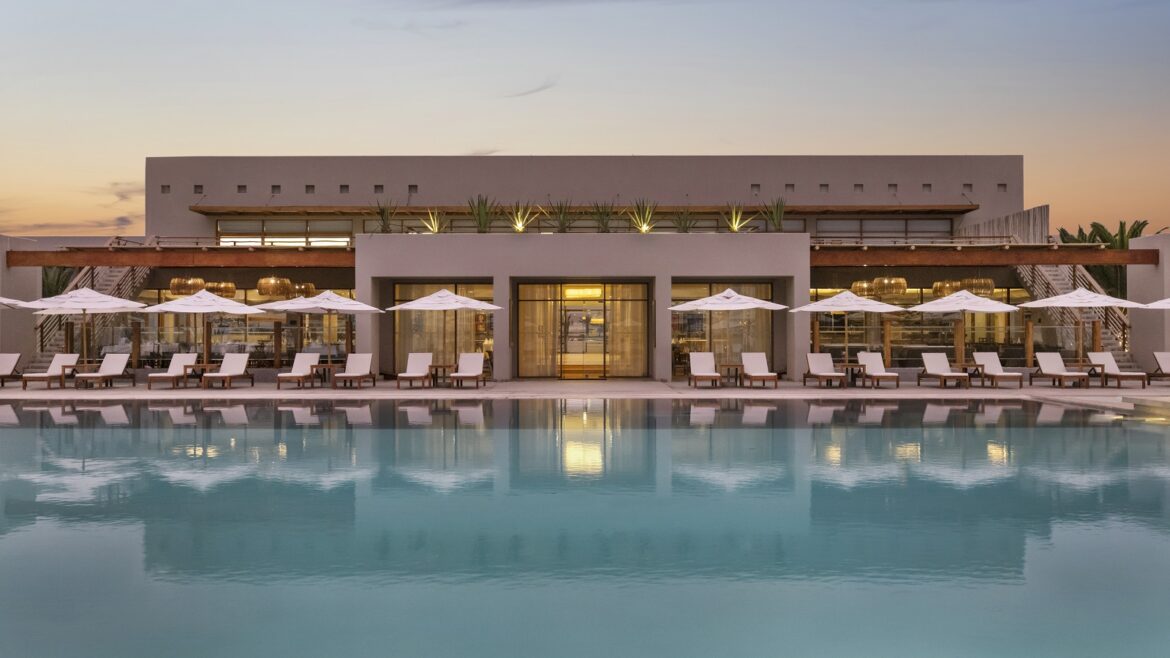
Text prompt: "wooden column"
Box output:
[[882, 317, 892, 367], [345, 316, 354, 355], [953, 317, 965, 366], [131, 323, 141, 369], [64, 321, 74, 354], [273, 321, 282, 369], [1024, 318, 1034, 368], [1091, 319, 1102, 353], [1075, 319, 1084, 364], [203, 319, 212, 365], [811, 314, 820, 353]]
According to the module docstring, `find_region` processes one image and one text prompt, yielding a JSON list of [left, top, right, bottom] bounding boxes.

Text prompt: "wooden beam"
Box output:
[[7, 249, 355, 268], [191, 203, 979, 217], [810, 247, 1158, 267]]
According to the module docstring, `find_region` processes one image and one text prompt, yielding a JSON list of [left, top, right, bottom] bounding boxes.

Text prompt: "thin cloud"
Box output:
[[503, 78, 556, 98], [88, 181, 145, 206], [352, 17, 467, 34], [0, 213, 142, 236], [464, 148, 501, 155]]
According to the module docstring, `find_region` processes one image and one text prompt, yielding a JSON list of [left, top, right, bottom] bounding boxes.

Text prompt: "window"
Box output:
[[784, 183, 795, 193], [305, 184, 315, 194], [819, 183, 829, 193], [193, 184, 203, 194], [237, 185, 247, 194], [339, 184, 350, 194], [962, 183, 973, 193], [271, 184, 281, 194], [888, 183, 898, 194], [160, 184, 171, 194], [853, 183, 864, 193], [750, 183, 760, 195], [998, 183, 1008, 192], [408, 184, 419, 194], [922, 183, 932, 193], [374, 184, 384, 194]]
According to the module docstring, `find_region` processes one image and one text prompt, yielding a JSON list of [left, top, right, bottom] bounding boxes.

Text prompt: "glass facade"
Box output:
[[393, 283, 495, 377], [516, 283, 649, 379], [670, 282, 774, 379]]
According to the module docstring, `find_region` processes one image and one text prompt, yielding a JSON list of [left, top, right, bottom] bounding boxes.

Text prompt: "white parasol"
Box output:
[[257, 290, 382, 363], [668, 288, 787, 312], [26, 287, 146, 362], [791, 291, 901, 362], [1019, 287, 1144, 360], [143, 289, 260, 364], [907, 290, 1018, 364]]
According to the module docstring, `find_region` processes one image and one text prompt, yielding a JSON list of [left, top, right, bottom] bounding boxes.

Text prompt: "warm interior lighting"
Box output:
[[850, 280, 875, 298], [257, 276, 293, 297], [931, 279, 962, 297], [872, 276, 907, 297], [169, 277, 206, 296], [823, 444, 842, 466], [204, 281, 237, 297], [894, 442, 921, 462], [563, 439, 604, 476], [986, 442, 1009, 465], [563, 286, 603, 300], [961, 278, 995, 297], [294, 282, 317, 297]]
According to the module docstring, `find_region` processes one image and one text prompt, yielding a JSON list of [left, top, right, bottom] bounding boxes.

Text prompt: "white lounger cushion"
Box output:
[[806, 353, 839, 375], [24, 354, 79, 379], [972, 352, 1022, 378], [1087, 351, 1142, 376], [922, 353, 964, 376], [204, 353, 250, 378], [1036, 352, 1076, 375], [452, 353, 484, 377], [75, 353, 129, 379], [856, 351, 892, 376], [148, 353, 198, 379], [1155, 352, 1170, 373], [340, 353, 372, 376], [741, 352, 775, 377], [0, 354, 19, 376], [689, 352, 718, 377], [277, 352, 320, 378], [401, 353, 432, 377]]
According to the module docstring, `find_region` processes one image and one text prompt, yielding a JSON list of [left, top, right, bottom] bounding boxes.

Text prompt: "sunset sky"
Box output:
[[1, 0, 1167, 236]]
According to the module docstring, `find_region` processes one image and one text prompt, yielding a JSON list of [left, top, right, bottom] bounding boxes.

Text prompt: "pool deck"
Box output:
[[2, 379, 1169, 410]]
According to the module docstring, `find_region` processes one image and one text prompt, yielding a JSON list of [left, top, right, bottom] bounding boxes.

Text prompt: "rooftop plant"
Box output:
[[760, 196, 787, 232], [627, 199, 657, 234], [544, 199, 576, 233], [467, 194, 500, 233], [420, 209, 448, 234], [721, 203, 756, 233], [591, 202, 616, 233], [373, 200, 399, 233], [505, 202, 540, 233], [672, 208, 697, 233]]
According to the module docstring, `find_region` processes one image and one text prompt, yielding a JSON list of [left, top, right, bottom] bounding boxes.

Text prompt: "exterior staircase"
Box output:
[[31, 237, 154, 369]]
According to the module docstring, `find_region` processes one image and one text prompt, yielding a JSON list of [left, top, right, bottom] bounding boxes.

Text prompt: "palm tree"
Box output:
[[1058, 220, 1164, 297], [42, 266, 74, 297]]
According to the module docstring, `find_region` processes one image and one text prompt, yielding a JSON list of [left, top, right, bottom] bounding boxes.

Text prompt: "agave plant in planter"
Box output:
[[419, 209, 448, 234], [372, 200, 399, 233], [721, 203, 756, 233], [627, 199, 658, 234], [760, 196, 787, 232], [544, 199, 576, 233], [671, 208, 698, 233], [467, 194, 500, 233], [505, 202, 541, 233], [591, 202, 616, 233]]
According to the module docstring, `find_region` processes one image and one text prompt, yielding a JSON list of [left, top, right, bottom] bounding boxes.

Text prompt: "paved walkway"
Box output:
[[2, 379, 1168, 407]]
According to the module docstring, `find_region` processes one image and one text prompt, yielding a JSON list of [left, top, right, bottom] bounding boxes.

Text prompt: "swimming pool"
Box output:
[[1, 399, 1168, 657]]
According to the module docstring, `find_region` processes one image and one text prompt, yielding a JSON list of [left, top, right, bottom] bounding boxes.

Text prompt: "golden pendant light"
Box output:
[[931, 280, 962, 298], [169, 276, 206, 296], [293, 282, 317, 297], [850, 280, 876, 298], [961, 277, 995, 297], [872, 276, 907, 297], [257, 276, 293, 297], [204, 281, 238, 297]]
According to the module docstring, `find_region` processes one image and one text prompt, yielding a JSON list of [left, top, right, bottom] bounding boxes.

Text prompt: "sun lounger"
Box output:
[[741, 352, 778, 388], [279, 404, 320, 425], [803, 353, 847, 388], [972, 352, 1024, 388], [1031, 352, 1089, 387], [338, 404, 373, 426], [0, 405, 18, 426], [689, 403, 719, 426], [205, 405, 249, 426], [0, 354, 21, 387], [687, 352, 721, 388], [397, 352, 433, 388], [402, 404, 433, 426], [917, 353, 970, 388], [450, 353, 486, 388], [22, 353, 79, 389], [333, 353, 376, 389], [147, 353, 199, 389], [200, 353, 254, 389], [276, 352, 321, 389], [454, 402, 485, 426], [741, 404, 772, 425], [1150, 352, 1170, 383], [856, 351, 899, 388], [75, 403, 130, 426], [74, 353, 133, 388], [1087, 351, 1147, 388], [806, 403, 846, 425]]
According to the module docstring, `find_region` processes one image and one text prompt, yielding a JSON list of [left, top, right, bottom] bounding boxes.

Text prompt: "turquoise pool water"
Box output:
[[1, 399, 1169, 657]]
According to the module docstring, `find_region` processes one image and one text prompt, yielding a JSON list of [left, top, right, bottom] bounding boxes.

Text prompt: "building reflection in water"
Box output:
[[0, 398, 1168, 584]]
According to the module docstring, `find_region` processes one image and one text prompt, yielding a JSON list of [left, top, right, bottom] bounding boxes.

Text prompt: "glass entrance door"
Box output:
[[561, 300, 605, 379], [517, 283, 648, 379]]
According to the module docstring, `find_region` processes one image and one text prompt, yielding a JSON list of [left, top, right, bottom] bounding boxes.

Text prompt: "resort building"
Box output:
[[1, 155, 1156, 381]]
